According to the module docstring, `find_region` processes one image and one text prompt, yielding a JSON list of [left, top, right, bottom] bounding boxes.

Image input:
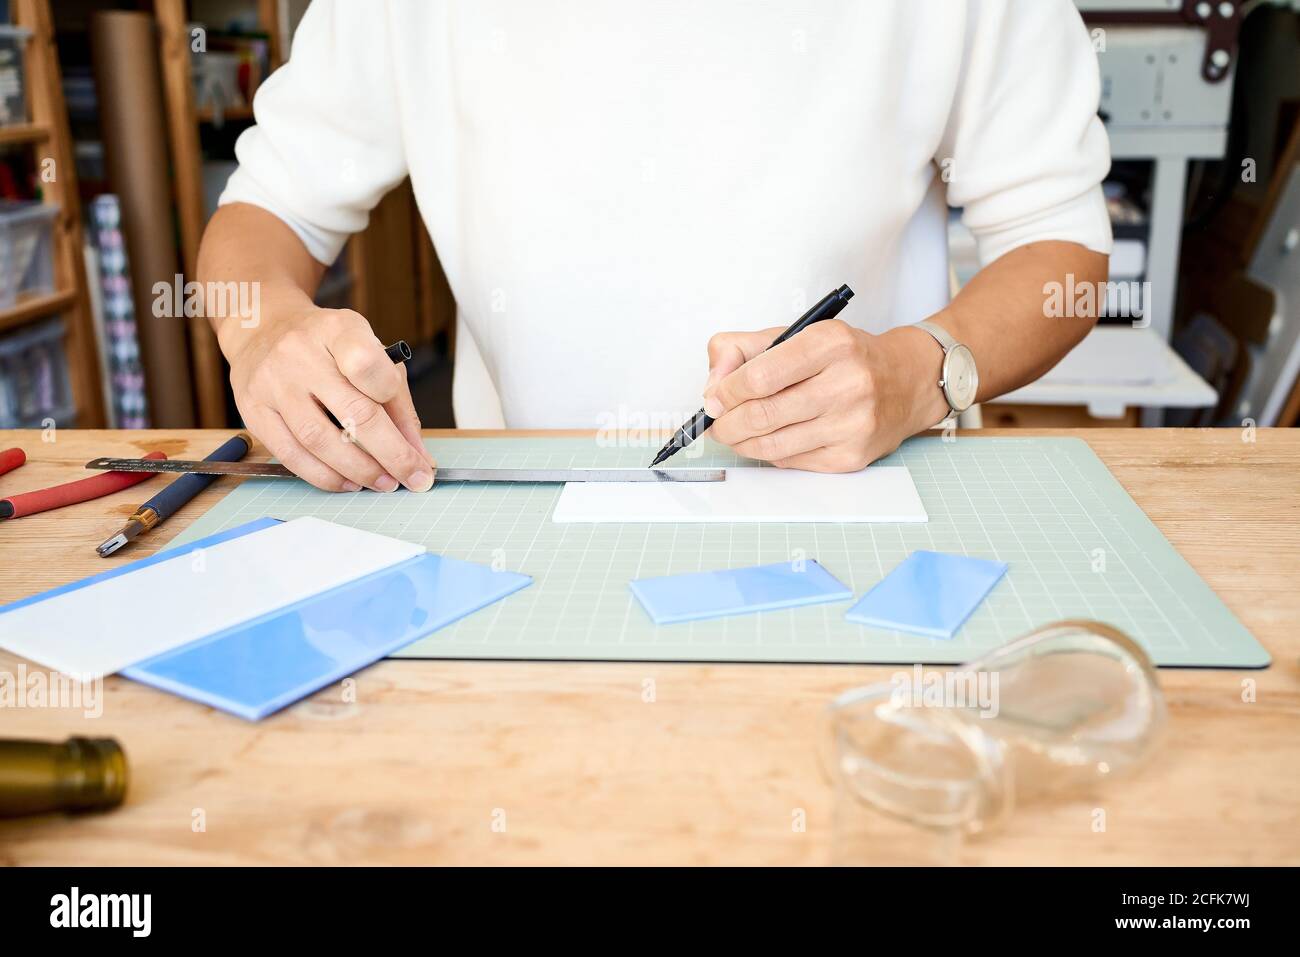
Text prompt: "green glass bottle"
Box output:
[[0, 737, 128, 818]]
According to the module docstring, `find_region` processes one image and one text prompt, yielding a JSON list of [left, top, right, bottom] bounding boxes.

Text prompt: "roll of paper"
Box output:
[[91, 11, 195, 426]]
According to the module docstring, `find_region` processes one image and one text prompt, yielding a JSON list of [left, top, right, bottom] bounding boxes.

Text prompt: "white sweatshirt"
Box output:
[[221, 0, 1112, 429]]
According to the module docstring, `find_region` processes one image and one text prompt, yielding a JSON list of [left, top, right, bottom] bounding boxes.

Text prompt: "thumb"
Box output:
[[705, 327, 784, 394]]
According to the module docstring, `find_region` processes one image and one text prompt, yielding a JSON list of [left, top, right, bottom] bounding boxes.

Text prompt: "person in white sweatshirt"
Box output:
[[199, 0, 1111, 493]]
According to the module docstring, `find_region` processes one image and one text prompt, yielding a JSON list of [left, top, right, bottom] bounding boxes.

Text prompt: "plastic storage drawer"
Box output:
[[0, 200, 58, 309], [0, 316, 74, 428], [0, 25, 31, 126]]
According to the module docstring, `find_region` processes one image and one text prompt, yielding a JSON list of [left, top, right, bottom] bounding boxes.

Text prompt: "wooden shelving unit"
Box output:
[[195, 104, 253, 123], [0, 0, 104, 427], [153, 0, 272, 427], [151, 0, 454, 428], [0, 288, 76, 333], [0, 121, 48, 146]]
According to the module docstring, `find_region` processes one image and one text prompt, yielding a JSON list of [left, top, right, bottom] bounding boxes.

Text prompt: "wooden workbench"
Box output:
[[1, 428, 1297, 865]]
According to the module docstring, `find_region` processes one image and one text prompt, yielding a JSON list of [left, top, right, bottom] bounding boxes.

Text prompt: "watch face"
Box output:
[[943, 345, 979, 412]]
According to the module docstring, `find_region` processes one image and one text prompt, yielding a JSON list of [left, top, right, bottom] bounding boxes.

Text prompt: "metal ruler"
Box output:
[[85, 457, 726, 483]]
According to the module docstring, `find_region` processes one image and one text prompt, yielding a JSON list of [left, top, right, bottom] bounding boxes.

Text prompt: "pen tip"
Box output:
[[96, 534, 127, 558]]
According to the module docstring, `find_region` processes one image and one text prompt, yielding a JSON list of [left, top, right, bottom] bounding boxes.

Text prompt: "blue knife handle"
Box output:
[[142, 434, 251, 522]]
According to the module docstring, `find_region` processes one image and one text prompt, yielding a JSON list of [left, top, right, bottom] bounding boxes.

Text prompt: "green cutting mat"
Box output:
[[167, 436, 1269, 668]]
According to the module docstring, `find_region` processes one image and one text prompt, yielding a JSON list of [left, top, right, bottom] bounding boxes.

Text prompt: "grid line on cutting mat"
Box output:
[[165, 436, 1268, 667]]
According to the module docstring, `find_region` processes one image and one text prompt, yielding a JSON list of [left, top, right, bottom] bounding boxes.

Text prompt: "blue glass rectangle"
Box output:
[[630, 560, 852, 625], [845, 550, 1007, 639], [123, 552, 531, 720]]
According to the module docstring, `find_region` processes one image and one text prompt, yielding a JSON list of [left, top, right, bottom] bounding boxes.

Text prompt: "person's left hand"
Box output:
[[702, 321, 949, 471]]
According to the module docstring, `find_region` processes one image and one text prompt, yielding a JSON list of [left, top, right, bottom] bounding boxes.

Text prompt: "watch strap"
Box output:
[[914, 320, 965, 417], [913, 319, 958, 354]]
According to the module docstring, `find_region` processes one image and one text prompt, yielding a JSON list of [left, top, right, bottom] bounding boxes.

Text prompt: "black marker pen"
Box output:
[[648, 285, 855, 467]]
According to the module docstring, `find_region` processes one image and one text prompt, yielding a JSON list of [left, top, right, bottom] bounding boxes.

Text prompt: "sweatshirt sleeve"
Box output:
[[218, 0, 407, 266], [938, 0, 1113, 267]]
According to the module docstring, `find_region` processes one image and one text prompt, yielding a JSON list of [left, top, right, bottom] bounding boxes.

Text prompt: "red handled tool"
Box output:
[[0, 448, 25, 477], [0, 451, 167, 520]]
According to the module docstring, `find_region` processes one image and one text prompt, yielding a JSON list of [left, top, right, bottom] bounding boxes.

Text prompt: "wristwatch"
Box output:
[[913, 320, 979, 416]]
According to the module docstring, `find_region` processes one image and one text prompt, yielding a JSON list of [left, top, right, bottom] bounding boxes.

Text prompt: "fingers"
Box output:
[[324, 313, 435, 478], [769, 448, 839, 472], [327, 313, 406, 404], [705, 327, 783, 394], [312, 374, 434, 491], [704, 319, 858, 418], [730, 417, 838, 464], [708, 373, 831, 447], [242, 404, 359, 493], [771, 446, 874, 473], [278, 392, 405, 491], [770, 433, 897, 472], [384, 363, 437, 471], [230, 305, 437, 492]]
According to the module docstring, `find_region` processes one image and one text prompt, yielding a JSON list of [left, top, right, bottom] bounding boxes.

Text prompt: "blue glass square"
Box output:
[[630, 560, 852, 625], [845, 550, 1007, 639]]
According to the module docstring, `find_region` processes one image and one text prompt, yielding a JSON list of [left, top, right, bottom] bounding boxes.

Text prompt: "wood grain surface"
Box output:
[[0, 428, 1296, 865]]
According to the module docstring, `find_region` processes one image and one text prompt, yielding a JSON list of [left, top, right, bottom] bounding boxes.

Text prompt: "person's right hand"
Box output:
[[224, 302, 437, 493]]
